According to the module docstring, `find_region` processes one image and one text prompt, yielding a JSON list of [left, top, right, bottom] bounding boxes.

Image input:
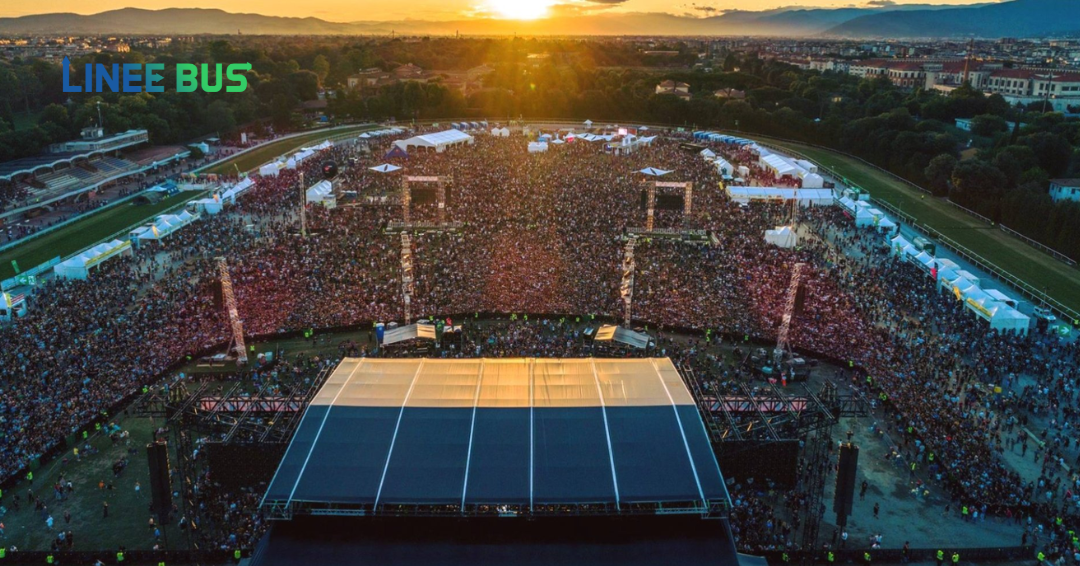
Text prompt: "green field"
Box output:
[[765, 138, 1080, 318], [0, 192, 202, 280], [199, 124, 374, 176]]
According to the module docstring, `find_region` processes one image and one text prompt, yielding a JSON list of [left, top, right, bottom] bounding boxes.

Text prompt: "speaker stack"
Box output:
[[833, 443, 859, 528], [146, 440, 172, 521]]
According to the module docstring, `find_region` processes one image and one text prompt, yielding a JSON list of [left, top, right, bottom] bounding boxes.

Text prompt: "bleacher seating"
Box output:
[[2, 156, 141, 211]]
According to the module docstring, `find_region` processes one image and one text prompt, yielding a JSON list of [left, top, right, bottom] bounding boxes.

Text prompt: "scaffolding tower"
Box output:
[[774, 262, 807, 366], [620, 236, 637, 327], [400, 232, 414, 325], [216, 257, 248, 365]]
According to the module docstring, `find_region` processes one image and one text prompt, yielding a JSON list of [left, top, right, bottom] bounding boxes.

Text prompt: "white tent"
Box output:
[[306, 180, 335, 207], [936, 258, 961, 272], [989, 305, 1030, 334], [190, 197, 223, 215], [700, 149, 717, 159], [131, 211, 197, 240], [801, 173, 826, 189], [527, 141, 549, 153], [985, 288, 1018, 308], [639, 167, 672, 177], [956, 270, 981, 286], [221, 178, 255, 202], [714, 157, 734, 176], [259, 162, 282, 177], [54, 240, 132, 280], [369, 164, 402, 173], [890, 235, 912, 255], [394, 129, 474, 153], [795, 159, 818, 173], [584, 119, 594, 127], [765, 226, 798, 248], [761, 154, 798, 177], [491, 127, 510, 137], [727, 187, 834, 206]]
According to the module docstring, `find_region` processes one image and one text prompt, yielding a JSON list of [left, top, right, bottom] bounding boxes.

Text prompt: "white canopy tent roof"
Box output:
[[221, 178, 255, 202], [765, 226, 798, 248], [638, 167, 672, 177], [131, 211, 197, 240], [761, 154, 798, 177], [394, 129, 474, 153], [726, 187, 834, 206], [54, 240, 132, 280], [527, 141, 549, 153], [306, 180, 334, 204]]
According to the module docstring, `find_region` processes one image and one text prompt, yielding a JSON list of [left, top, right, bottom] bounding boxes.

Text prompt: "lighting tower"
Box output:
[[216, 257, 248, 365], [773, 262, 807, 367]]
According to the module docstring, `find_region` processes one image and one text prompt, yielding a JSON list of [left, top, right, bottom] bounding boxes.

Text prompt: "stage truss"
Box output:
[[402, 175, 450, 224], [643, 180, 693, 232]]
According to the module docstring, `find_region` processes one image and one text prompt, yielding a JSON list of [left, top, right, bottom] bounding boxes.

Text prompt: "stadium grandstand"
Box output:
[[0, 127, 188, 217]]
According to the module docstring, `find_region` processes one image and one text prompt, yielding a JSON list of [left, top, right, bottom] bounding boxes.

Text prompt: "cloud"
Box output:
[[694, 5, 719, 13], [583, 0, 630, 3], [865, 0, 896, 6]]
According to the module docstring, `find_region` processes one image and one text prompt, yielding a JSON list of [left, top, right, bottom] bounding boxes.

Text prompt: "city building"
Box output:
[[1049, 179, 1080, 203]]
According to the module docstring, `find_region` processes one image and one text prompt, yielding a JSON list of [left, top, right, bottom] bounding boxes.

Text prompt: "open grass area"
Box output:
[[200, 124, 374, 176], [765, 138, 1080, 318], [2, 413, 187, 552], [0, 192, 203, 280]]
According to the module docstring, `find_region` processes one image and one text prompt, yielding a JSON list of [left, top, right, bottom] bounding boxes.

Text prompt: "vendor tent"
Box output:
[[383, 323, 437, 346], [54, 240, 132, 280], [765, 226, 798, 248], [191, 197, 223, 215], [259, 162, 282, 177], [491, 127, 510, 137], [306, 180, 335, 207], [394, 130, 474, 153], [726, 187, 834, 206], [527, 141, 549, 153]]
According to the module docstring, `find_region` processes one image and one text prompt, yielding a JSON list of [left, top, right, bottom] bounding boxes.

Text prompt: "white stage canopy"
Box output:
[[394, 129, 474, 153]]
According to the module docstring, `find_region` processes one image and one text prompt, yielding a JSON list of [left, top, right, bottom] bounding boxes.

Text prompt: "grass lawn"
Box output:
[[765, 138, 1080, 318], [0, 192, 203, 280], [2, 413, 187, 552], [200, 125, 375, 176]]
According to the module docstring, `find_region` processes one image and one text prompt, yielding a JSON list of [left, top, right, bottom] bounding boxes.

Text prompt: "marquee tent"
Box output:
[[131, 211, 197, 240], [713, 157, 734, 176], [765, 226, 797, 248], [190, 197, 223, 215], [890, 235, 912, 255], [394, 130, 474, 153], [700, 149, 716, 159], [801, 173, 826, 189], [985, 288, 1018, 308], [382, 323, 437, 346], [54, 240, 132, 280], [956, 270, 981, 286], [761, 154, 797, 177], [306, 180, 335, 206], [259, 162, 283, 177], [527, 141, 548, 153], [491, 127, 510, 137], [936, 258, 961, 272], [726, 187, 834, 206], [221, 178, 255, 202]]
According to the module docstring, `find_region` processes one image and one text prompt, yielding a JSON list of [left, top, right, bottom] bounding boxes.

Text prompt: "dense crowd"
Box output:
[[0, 130, 1077, 557]]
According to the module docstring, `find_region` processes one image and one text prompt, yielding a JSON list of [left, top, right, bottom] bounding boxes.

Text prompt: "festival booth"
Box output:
[[220, 178, 255, 203], [527, 141, 549, 153], [890, 234, 912, 255], [713, 157, 734, 177], [306, 180, 336, 208], [761, 154, 797, 178], [801, 173, 826, 189], [726, 187, 834, 206], [765, 226, 798, 248], [936, 258, 961, 273], [700, 149, 716, 159], [0, 291, 28, 322], [259, 162, 283, 177], [491, 127, 511, 137], [131, 211, 198, 241], [54, 240, 132, 280], [912, 251, 935, 271], [955, 270, 981, 286], [190, 196, 224, 215], [985, 288, 1018, 309], [394, 130, 474, 153], [795, 159, 818, 174]]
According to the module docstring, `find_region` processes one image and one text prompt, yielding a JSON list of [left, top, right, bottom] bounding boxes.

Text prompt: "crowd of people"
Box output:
[[0, 128, 1077, 558]]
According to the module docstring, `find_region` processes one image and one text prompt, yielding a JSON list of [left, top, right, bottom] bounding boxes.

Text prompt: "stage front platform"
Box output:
[[252, 515, 741, 566]]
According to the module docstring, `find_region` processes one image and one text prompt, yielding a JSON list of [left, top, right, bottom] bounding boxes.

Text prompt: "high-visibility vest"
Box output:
[[928, 453, 935, 462], [827, 552, 835, 563], [159, 562, 166, 566], [0, 547, 6, 558], [1038, 552, 1046, 561], [46, 555, 54, 564], [117, 552, 125, 562], [1057, 517, 1063, 526], [864, 552, 871, 562], [911, 462, 917, 471], [82, 431, 88, 439], [234, 549, 241, 560], [26, 472, 32, 481], [95, 423, 102, 431], [962, 506, 969, 515], [937, 550, 944, 560], [782, 553, 790, 562], [952, 553, 959, 563]]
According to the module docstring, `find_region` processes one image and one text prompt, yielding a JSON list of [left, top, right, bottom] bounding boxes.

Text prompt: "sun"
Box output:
[[485, 0, 557, 19]]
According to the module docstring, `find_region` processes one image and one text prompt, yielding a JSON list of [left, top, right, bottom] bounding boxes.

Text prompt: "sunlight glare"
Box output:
[[485, 0, 557, 19]]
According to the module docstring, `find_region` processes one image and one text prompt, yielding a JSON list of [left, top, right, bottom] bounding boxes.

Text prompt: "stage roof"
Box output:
[[263, 357, 728, 513]]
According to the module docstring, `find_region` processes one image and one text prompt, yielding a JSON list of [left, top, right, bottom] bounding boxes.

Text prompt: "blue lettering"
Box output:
[[62, 57, 81, 92], [95, 64, 120, 92], [85, 64, 92, 92], [122, 64, 142, 92], [145, 64, 165, 93]]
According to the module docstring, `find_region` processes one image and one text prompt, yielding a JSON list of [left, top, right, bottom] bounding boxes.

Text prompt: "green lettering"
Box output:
[[177, 64, 198, 92], [146, 63, 165, 92], [201, 63, 224, 93], [226, 63, 251, 92]]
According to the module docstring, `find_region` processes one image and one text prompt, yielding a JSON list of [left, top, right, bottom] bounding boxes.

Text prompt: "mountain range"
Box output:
[[0, 0, 1075, 38]]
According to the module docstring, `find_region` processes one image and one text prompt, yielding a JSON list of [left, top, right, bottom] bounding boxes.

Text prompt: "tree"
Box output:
[[312, 55, 330, 84], [924, 154, 957, 196], [1018, 132, 1074, 177], [271, 94, 294, 128], [205, 100, 237, 135], [950, 159, 1008, 219], [970, 114, 1008, 137]]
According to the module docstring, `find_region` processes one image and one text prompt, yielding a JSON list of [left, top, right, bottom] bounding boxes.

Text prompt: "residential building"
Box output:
[[1049, 179, 1080, 203]]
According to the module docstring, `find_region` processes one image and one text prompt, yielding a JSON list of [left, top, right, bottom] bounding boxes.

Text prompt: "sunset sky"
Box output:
[[1, 0, 995, 21]]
